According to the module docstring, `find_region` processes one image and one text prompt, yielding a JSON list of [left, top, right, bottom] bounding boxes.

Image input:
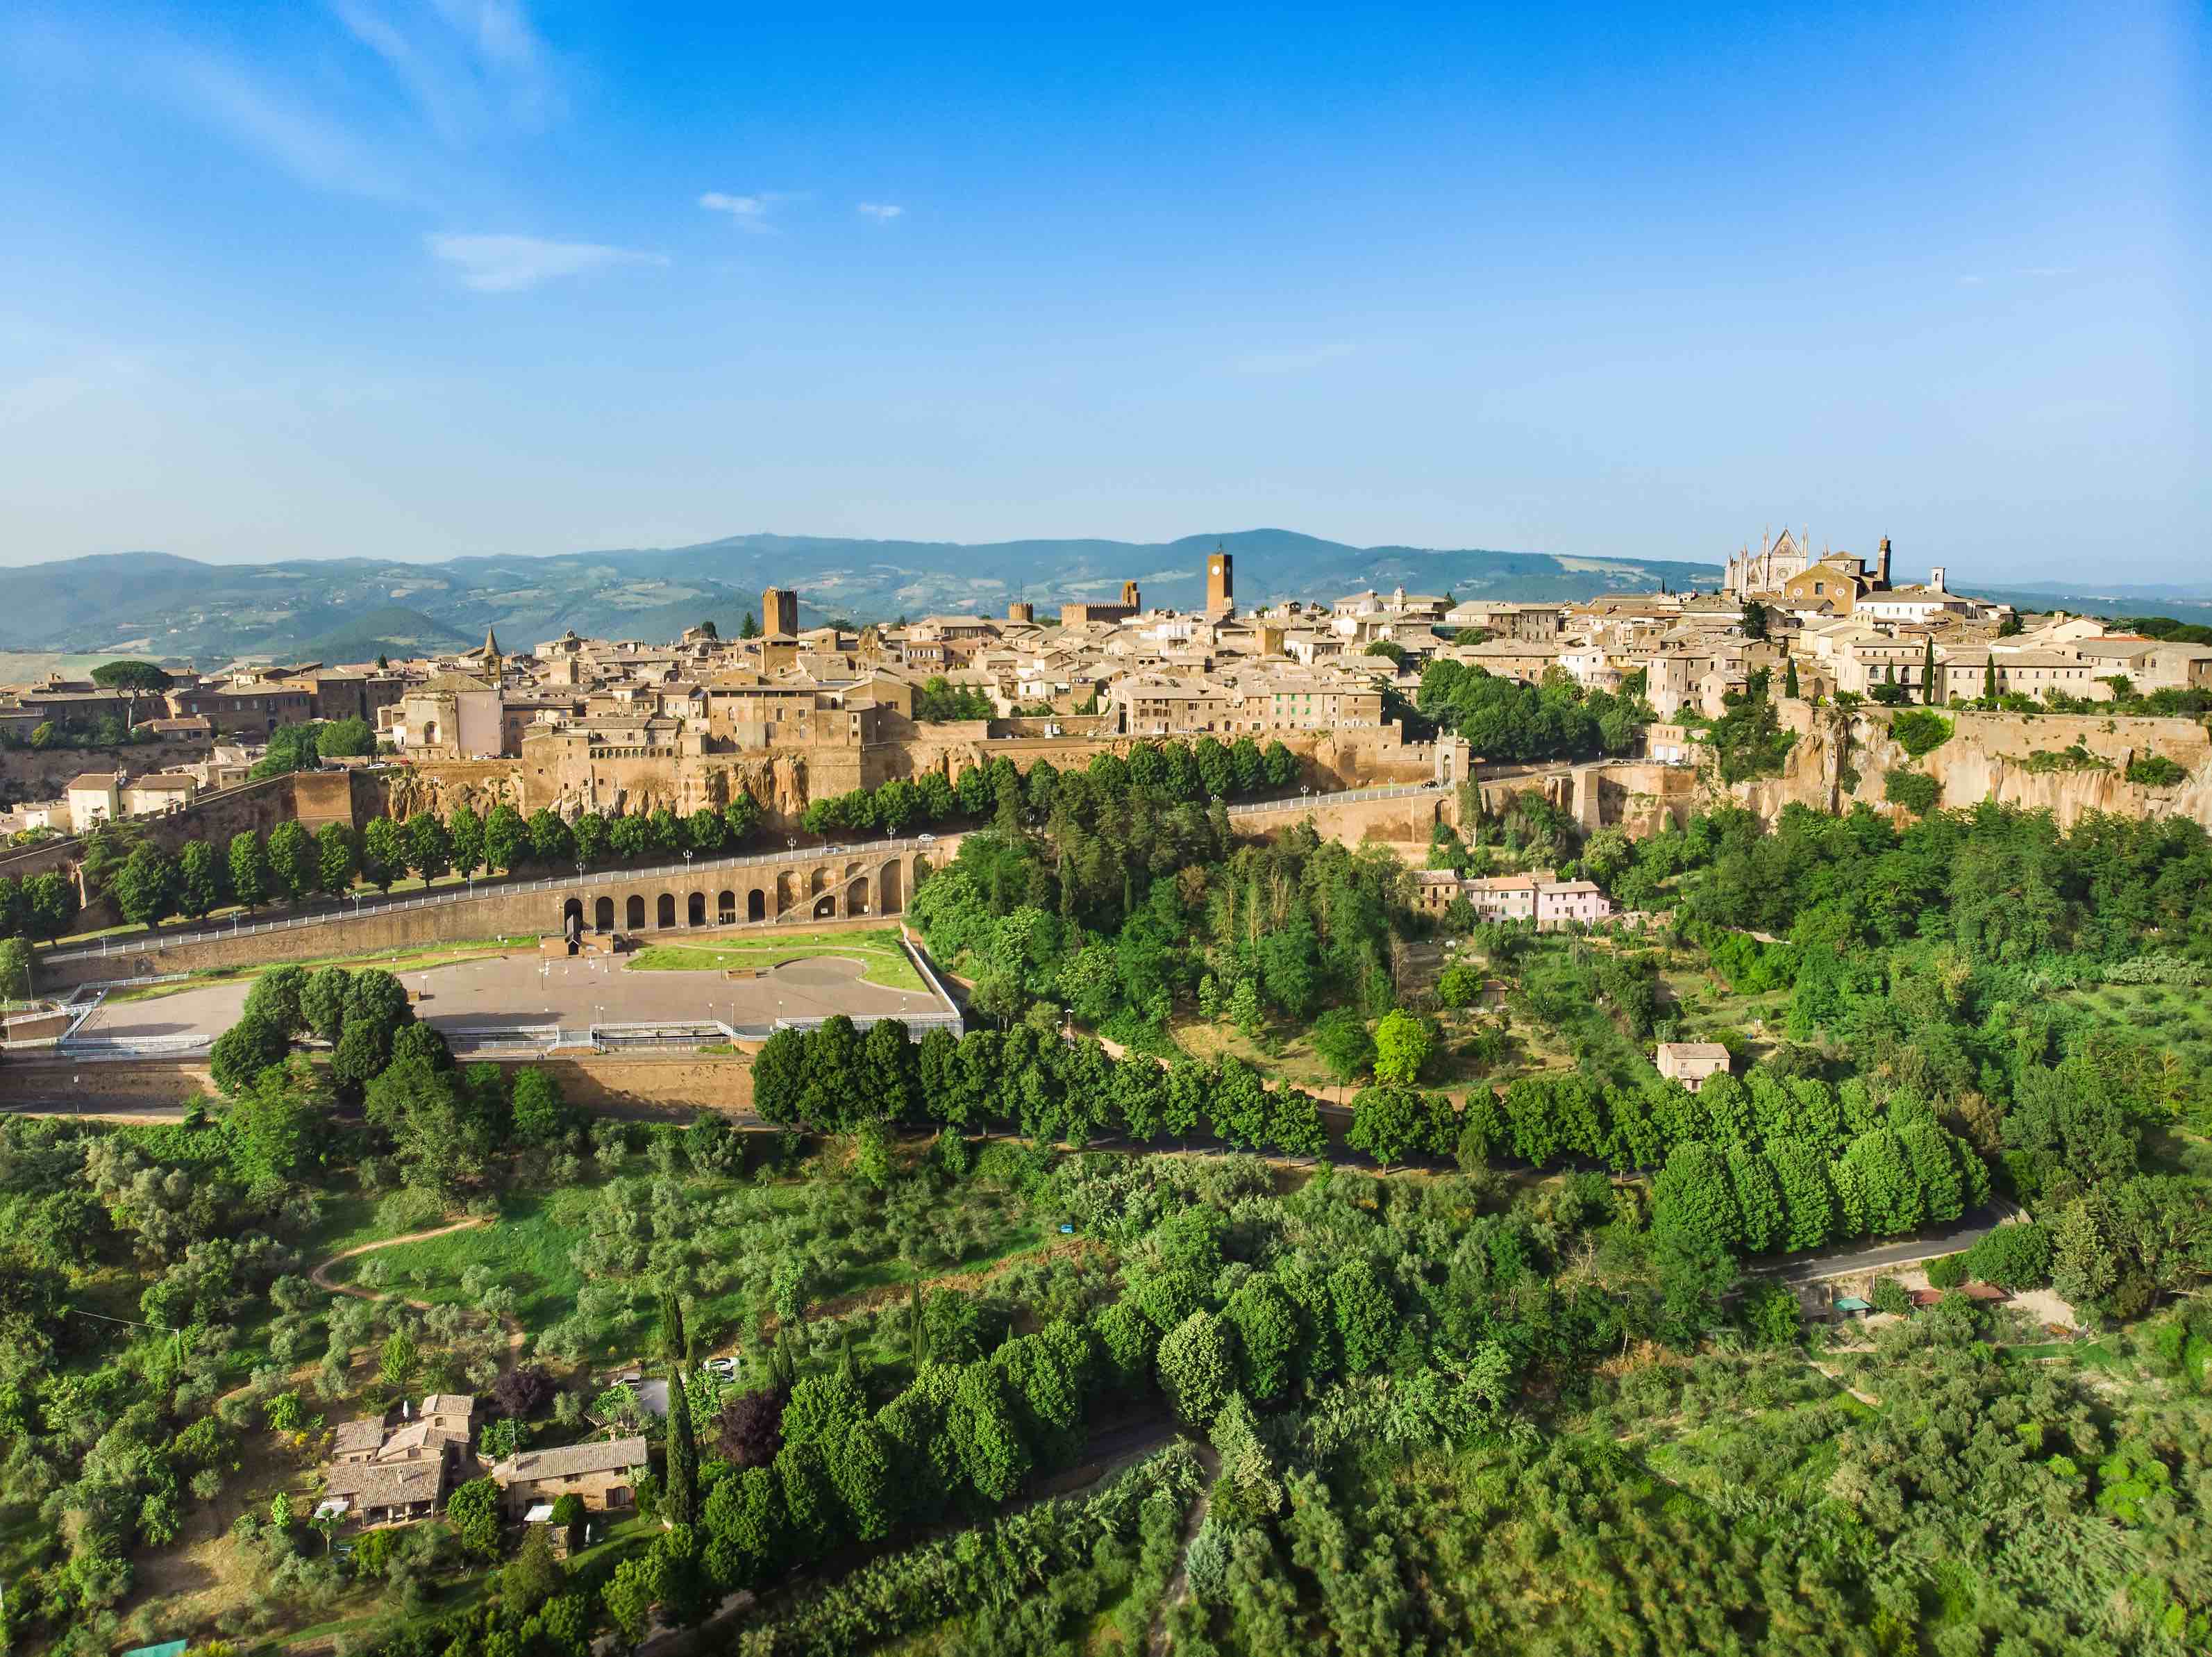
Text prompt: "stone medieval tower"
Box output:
[[1205, 547, 1234, 619], [762, 587, 799, 637]]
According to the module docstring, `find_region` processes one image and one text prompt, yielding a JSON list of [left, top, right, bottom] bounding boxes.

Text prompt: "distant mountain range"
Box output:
[[0, 530, 1724, 665], [0, 529, 2200, 667]]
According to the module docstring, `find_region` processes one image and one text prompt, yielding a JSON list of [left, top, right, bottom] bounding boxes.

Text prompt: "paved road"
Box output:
[[1754, 1206, 2009, 1285]]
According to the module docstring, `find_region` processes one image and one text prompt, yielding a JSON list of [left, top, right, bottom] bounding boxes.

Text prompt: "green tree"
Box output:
[[301, 967, 351, 1042], [380, 1329, 419, 1392], [1373, 1008, 1434, 1085], [1327, 1258, 1394, 1373], [112, 842, 178, 926], [22, 871, 75, 940], [511, 1067, 571, 1144], [484, 803, 528, 872], [316, 715, 375, 758], [448, 805, 486, 879], [1653, 1142, 1744, 1255], [1311, 1008, 1375, 1087], [1223, 1274, 1299, 1402], [267, 820, 318, 902], [947, 1364, 1031, 1503], [243, 964, 309, 1035], [723, 790, 762, 844], [528, 808, 573, 866], [1157, 1310, 1233, 1427], [227, 831, 271, 912], [823, 1417, 897, 1541], [405, 812, 452, 883], [317, 822, 359, 894], [177, 838, 224, 919], [92, 659, 172, 691], [228, 1057, 328, 1186], [208, 1013, 290, 1094], [1348, 1083, 1425, 1169], [361, 817, 405, 892], [602, 1552, 666, 1646]]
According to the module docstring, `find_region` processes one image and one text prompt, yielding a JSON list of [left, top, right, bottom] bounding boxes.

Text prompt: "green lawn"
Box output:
[[628, 926, 923, 991], [326, 1189, 594, 1331]]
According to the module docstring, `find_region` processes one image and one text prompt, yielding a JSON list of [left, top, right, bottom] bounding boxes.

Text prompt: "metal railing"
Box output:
[[56, 1032, 215, 1060], [1227, 782, 1436, 814]]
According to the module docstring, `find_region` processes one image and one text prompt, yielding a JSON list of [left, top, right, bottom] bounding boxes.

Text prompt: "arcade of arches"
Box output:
[[553, 846, 931, 940]]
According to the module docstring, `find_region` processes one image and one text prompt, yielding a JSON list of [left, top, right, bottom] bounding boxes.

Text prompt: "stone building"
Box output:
[[489, 1435, 651, 1517], [1656, 1041, 1731, 1092]]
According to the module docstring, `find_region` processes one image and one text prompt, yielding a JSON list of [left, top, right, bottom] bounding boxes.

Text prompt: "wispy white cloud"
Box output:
[[335, 0, 561, 136], [856, 201, 904, 222], [1956, 274, 1986, 287], [426, 232, 666, 292], [166, 48, 417, 203], [1232, 341, 1355, 375], [699, 190, 799, 231]]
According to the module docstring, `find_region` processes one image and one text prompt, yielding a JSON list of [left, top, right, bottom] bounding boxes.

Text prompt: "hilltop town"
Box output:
[[6, 531, 2206, 857], [3, 534, 2209, 1657]]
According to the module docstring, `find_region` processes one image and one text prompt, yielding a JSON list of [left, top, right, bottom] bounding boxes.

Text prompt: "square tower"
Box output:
[[762, 588, 799, 637], [1205, 550, 1234, 619]]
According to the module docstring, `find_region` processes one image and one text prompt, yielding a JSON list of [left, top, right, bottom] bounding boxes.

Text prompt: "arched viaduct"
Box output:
[[39, 838, 964, 986], [551, 844, 939, 940]]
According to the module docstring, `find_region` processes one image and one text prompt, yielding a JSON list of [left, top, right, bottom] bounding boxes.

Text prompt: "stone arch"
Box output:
[[879, 858, 903, 913], [846, 875, 871, 916], [748, 888, 766, 922], [657, 892, 676, 929], [688, 890, 706, 926], [561, 897, 583, 940], [718, 890, 737, 924], [810, 865, 832, 897], [595, 895, 615, 931], [627, 894, 646, 930], [776, 871, 796, 916], [814, 893, 837, 919]]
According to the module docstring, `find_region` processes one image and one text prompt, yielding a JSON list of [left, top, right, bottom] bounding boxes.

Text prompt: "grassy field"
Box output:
[[629, 926, 923, 991]]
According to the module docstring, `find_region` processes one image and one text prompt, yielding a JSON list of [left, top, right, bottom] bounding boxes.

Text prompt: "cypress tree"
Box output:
[[1983, 657, 1997, 702], [660, 1290, 699, 1526], [1783, 657, 1800, 699], [1921, 637, 1938, 705]]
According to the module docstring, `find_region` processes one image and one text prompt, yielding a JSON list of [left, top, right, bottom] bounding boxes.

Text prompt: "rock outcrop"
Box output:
[[1722, 703, 2212, 830]]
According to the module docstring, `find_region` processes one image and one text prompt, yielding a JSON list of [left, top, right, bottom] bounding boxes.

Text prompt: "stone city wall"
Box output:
[[0, 738, 224, 801]]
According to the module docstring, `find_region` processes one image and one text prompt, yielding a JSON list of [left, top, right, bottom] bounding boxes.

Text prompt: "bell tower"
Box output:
[[1205, 547, 1234, 619]]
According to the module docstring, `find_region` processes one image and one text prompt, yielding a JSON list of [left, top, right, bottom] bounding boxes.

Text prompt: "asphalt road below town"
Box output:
[[1754, 1206, 2008, 1285]]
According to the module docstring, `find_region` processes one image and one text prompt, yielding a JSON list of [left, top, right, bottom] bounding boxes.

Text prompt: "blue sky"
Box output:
[[1, 1, 2204, 584]]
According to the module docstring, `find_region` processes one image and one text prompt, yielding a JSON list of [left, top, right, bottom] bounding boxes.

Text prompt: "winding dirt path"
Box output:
[[310, 1216, 527, 1355], [1148, 1443, 1221, 1656]]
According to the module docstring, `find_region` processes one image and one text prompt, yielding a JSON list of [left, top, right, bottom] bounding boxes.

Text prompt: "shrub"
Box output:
[[1889, 710, 1952, 758], [1869, 1276, 1911, 1316], [1740, 1280, 1802, 1348], [1925, 1253, 1967, 1290], [1960, 1221, 2055, 1291], [375, 1187, 448, 1234], [2125, 755, 2188, 788], [1882, 767, 1941, 816]]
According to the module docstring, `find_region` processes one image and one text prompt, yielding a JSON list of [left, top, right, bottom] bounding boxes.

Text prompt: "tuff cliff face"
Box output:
[[1722, 703, 2212, 830]]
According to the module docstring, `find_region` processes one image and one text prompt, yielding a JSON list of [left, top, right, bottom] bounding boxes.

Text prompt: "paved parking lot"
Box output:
[[81, 947, 951, 1042]]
